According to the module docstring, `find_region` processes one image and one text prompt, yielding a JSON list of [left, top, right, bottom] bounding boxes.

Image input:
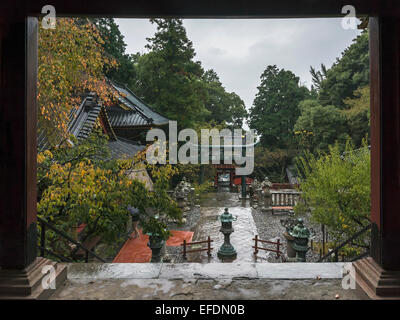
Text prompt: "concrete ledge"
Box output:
[[67, 263, 162, 281], [159, 262, 258, 279], [255, 263, 347, 279], [66, 262, 347, 282]]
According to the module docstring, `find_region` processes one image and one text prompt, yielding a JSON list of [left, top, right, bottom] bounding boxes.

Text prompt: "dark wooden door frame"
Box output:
[[1, 1, 400, 273]]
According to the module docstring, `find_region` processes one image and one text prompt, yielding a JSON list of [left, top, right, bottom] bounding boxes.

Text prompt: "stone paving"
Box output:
[[184, 191, 259, 263], [189, 207, 258, 263], [51, 191, 369, 300], [52, 262, 368, 300]]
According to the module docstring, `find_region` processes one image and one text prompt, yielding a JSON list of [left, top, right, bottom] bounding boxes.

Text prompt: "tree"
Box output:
[[309, 64, 327, 91], [91, 18, 138, 85], [318, 30, 369, 109], [134, 19, 210, 129], [202, 69, 248, 128], [294, 100, 349, 153], [38, 18, 117, 146], [295, 140, 370, 245], [342, 86, 370, 147], [248, 65, 309, 149], [253, 147, 295, 182], [37, 129, 181, 260]]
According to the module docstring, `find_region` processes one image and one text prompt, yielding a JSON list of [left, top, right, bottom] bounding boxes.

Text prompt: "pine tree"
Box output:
[[135, 19, 209, 128], [248, 65, 309, 149]]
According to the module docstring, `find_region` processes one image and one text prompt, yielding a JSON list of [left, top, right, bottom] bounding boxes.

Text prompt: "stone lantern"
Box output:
[[147, 234, 164, 263], [290, 218, 311, 262], [174, 178, 191, 210], [217, 208, 237, 260], [261, 177, 273, 213]]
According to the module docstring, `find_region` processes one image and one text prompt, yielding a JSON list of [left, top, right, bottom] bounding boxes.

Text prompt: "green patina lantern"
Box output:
[[217, 208, 238, 260], [289, 218, 311, 262]]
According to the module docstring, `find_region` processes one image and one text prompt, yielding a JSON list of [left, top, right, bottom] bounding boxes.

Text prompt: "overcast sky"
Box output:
[[116, 18, 361, 112]]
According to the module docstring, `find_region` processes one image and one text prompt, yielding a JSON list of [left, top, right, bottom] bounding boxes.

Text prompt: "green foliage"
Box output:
[[309, 63, 327, 91], [38, 18, 116, 146], [252, 146, 295, 182], [202, 69, 248, 128], [37, 129, 181, 258], [249, 65, 310, 149], [292, 202, 309, 216], [295, 140, 370, 242], [133, 19, 210, 129], [193, 181, 215, 195], [294, 101, 349, 153], [342, 86, 370, 147], [318, 30, 369, 109], [91, 18, 247, 130], [172, 164, 202, 186], [91, 18, 139, 85]]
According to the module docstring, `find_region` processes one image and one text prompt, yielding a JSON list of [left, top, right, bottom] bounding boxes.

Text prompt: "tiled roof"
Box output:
[[68, 95, 102, 140], [109, 80, 169, 126], [108, 138, 145, 160], [37, 95, 99, 151], [105, 106, 150, 127], [67, 94, 144, 160]]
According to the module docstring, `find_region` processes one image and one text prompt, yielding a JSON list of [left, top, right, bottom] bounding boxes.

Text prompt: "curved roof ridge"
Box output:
[[108, 79, 169, 126]]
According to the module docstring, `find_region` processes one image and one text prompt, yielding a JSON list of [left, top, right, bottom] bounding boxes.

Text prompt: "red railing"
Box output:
[[252, 235, 283, 259], [181, 236, 213, 259]]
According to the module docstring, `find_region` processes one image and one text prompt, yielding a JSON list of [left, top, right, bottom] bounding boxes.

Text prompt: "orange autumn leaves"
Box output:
[[38, 18, 118, 145]]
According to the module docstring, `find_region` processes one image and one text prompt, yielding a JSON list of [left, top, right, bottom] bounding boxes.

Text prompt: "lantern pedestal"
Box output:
[[147, 236, 165, 263], [217, 208, 237, 261], [217, 232, 237, 260]]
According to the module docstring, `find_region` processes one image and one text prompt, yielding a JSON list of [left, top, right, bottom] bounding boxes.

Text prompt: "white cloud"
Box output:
[[115, 18, 362, 112]]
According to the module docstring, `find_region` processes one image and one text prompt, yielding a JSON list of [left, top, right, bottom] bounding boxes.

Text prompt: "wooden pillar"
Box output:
[[0, 16, 38, 270], [354, 16, 400, 299], [0, 16, 67, 299]]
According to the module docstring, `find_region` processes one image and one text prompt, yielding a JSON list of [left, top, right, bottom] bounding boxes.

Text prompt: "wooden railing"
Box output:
[[270, 190, 301, 206], [318, 223, 371, 262], [252, 235, 282, 259], [37, 216, 106, 263], [181, 236, 213, 259]]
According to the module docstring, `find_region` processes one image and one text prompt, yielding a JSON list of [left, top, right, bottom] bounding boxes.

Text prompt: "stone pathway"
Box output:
[[189, 207, 259, 263], [185, 191, 261, 263]]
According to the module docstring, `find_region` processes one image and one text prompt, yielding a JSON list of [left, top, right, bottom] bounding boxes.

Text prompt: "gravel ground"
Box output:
[[163, 203, 201, 263], [166, 205, 201, 232], [162, 193, 325, 264], [250, 203, 323, 263]]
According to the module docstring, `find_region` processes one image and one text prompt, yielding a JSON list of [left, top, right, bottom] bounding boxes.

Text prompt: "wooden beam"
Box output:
[[1, 1, 400, 19]]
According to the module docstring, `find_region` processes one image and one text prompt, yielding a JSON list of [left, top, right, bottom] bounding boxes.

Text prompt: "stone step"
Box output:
[[0, 258, 68, 300], [65, 262, 348, 283]]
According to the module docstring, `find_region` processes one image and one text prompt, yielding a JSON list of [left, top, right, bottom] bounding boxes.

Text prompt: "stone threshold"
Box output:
[[65, 262, 348, 283]]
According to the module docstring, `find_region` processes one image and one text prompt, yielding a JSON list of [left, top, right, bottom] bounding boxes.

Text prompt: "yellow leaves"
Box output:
[[44, 150, 53, 158], [38, 17, 117, 141], [37, 153, 45, 164]]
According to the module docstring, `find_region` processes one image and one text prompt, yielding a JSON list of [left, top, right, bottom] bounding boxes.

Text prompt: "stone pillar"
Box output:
[[0, 16, 66, 299], [353, 16, 400, 299]]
